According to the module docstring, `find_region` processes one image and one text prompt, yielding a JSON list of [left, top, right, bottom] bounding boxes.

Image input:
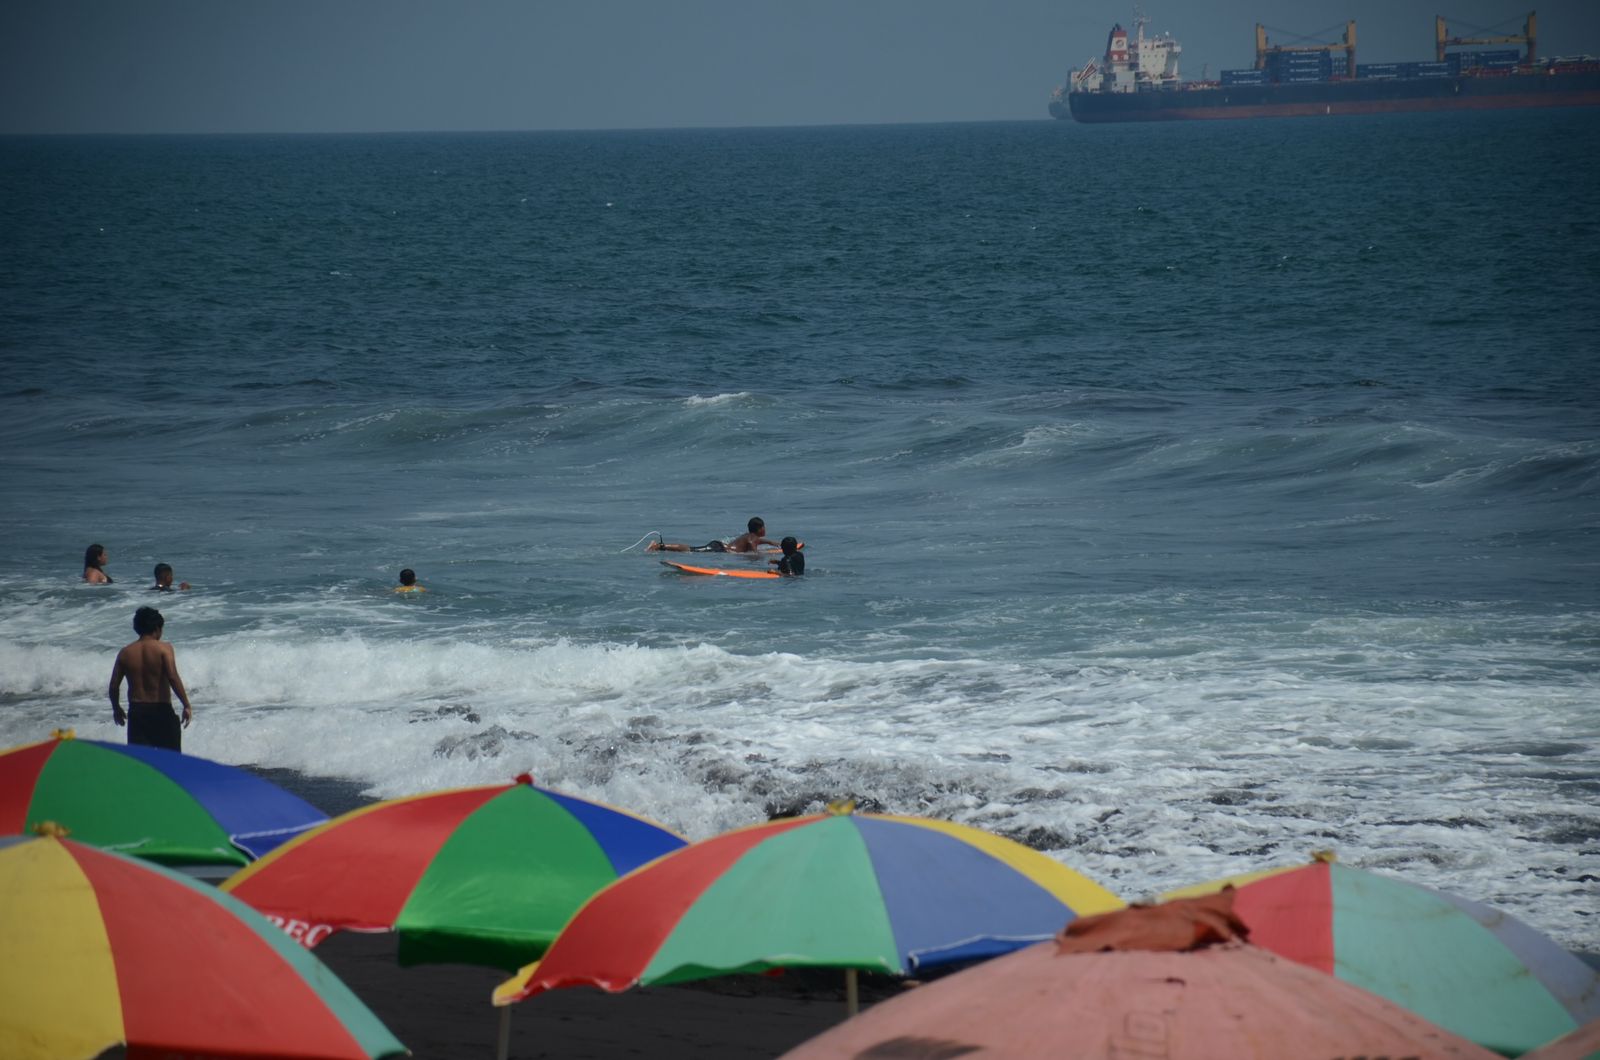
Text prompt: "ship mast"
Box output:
[[1435, 11, 1536, 64], [1255, 20, 1357, 78]]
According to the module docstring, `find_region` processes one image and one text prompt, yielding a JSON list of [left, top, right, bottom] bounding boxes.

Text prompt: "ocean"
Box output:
[[2, 112, 1596, 949]]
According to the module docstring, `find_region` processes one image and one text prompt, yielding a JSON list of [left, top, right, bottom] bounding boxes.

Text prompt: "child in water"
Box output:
[[394, 568, 427, 593], [151, 563, 190, 591], [770, 537, 805, 577]]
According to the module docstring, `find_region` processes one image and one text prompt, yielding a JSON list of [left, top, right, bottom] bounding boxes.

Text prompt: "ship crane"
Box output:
[[1255, 21, 1357, 79], [1435, 11, 1535, 63]]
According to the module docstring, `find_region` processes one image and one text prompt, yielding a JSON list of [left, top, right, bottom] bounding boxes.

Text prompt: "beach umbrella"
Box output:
[[1522, 1018, 1600, 1060], [1161, 852, 1600, 1057], [492, 801, 1125, 1013], [779, 892, 1502, 1060], [222, 774, 687, 971], [0, 827, 405, 1060], [0, 730, 327, 866]]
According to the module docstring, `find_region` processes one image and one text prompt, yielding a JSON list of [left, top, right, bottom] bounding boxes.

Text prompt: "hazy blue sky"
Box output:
[[4, 1, 1597, 133]]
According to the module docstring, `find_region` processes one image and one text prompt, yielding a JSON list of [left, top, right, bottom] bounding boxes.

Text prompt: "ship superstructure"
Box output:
[[1067, 14, 1182, 95]]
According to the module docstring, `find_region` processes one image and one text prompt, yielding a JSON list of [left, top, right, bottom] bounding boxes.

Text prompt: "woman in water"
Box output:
[[83, 543, 113, 584]]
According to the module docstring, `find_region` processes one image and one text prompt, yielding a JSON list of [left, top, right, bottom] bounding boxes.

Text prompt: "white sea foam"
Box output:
[[683, 392, 751, 406], [5, 613, 1593, 947], [952, 423, 1091, 469]]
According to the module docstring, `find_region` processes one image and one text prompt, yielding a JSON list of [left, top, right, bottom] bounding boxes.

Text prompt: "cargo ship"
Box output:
[[1051, 11, 1600, 122]]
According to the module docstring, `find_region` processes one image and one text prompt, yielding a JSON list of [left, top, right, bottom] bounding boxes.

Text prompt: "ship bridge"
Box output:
[[1068, 13, 1181, 95]]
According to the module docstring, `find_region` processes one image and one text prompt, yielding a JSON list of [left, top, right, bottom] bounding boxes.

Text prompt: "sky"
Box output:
[[3, 1, 1598, 134]]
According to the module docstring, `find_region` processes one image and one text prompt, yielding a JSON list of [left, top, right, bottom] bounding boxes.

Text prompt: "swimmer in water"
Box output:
[[151, 563, 190, 591], [770, 536, 805, 577], [83, 543, 113, 584]]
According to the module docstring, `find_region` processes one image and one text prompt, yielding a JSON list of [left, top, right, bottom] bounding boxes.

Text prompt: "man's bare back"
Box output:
[[109, 608, 192, 741], [724, 531, 771, 553], [725, 517, 775, 553]]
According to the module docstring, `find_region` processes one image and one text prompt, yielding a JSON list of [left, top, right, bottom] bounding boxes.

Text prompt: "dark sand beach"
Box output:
[[317, 932, 902, 1059]]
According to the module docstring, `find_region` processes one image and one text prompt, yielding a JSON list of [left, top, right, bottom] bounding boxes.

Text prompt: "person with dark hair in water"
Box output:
[[83, 544, 113, 584], [108, 606, 193, 751], [151, 563, 190, 591], [649, 517, 789, 554], [770, 536, 806, 577], [394, 568, 426, 593]]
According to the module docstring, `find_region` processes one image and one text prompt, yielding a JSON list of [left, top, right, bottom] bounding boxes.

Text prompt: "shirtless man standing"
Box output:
[[108, 606, 193, 751]]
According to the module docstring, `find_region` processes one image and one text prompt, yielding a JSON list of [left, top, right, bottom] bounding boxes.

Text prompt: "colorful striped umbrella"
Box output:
[[1161, 853, 1600, 1057], [0, 732, 327, 866], [222, 775, 687, 971], [0, 829, 404, 1060], [493, 803, 1125, 1007]]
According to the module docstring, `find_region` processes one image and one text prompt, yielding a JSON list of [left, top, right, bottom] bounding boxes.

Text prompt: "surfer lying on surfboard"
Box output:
[[648, 516, 800, 555]]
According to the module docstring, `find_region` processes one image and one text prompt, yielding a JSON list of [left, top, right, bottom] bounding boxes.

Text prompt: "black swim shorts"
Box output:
[[128, 701, 182, 752]]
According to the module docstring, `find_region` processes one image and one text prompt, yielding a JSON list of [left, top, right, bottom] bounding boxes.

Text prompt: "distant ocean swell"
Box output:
[[10, 388, 1597, 496]]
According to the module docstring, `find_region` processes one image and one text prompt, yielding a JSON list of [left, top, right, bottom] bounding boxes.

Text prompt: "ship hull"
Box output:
[[1065, 72, 1600, 122]]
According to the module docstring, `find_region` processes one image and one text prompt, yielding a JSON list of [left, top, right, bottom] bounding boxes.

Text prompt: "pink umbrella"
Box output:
[[781, 891, 1500, 1060], [1523, 1018, 1600, 1060]]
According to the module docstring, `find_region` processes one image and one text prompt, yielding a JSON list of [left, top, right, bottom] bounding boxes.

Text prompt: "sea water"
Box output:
[[2, 114, 1596, 948]]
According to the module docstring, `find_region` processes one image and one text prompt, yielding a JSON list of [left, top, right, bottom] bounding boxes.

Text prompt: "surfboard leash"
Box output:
[[614, 531, 659, 557]]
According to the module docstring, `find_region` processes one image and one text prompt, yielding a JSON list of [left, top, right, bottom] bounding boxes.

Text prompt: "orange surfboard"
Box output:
[[660, 560, 779, 580]]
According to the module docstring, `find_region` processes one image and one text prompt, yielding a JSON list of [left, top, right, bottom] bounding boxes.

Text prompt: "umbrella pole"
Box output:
[[495, 1005, 511, 1060], [845, 968, 859, 1018]]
